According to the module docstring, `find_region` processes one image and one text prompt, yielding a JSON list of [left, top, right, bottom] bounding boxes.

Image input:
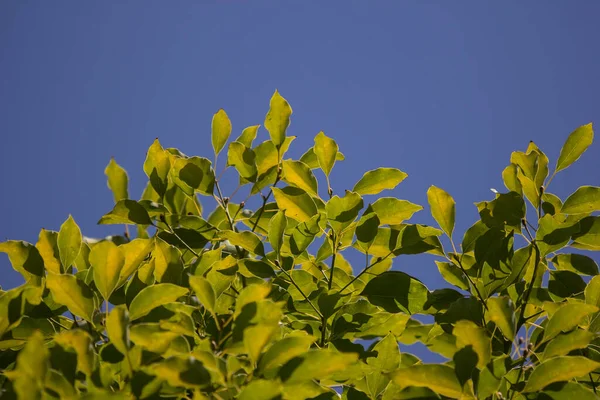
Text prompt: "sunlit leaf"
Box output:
[[485, 296, 515, 341], [46, 273, 96, 322], [189, 275, 216, 317], [264, 90, 292, 147], [314, 131, 338, 176], [228, 141, 258, 182], [523, 356, 600, 392], [105, 157, 129, 203], [170, 156, 215, 196], [562, 186, 600, 214], [282, 159, 319, 197], [427, 186, 455, 238], [353, 168, 407, 195], [106, 305, 130, 356], [389, 364, 463, 399], [326, 191, 363, 234], [272, 186, 318, 222], [269, 211, 287, 255], [143, 138, 171, 197], [91, 241, 125, 301], [370, 197, 422, 225], [212, 108, 232, 157], [555, 123, 594, 173], [129, 283, 188, 320], [35, 229, 61, 274], [543, 303, 598, 342], [236, 124, 260, 148], [453, 320, 490, 368], [0, 240, 45, 278], [98, 199, 152, 225]]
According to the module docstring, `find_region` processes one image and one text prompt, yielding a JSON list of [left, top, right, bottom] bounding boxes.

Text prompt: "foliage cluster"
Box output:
[[0, 91, 599, 399]]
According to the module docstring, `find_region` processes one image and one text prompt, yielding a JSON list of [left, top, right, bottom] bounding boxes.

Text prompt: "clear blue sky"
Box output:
[[2, 1, 600, 360]]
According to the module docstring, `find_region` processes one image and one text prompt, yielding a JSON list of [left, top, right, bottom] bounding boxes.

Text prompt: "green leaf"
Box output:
[[326, 191, 364, 234], [280, 350, 358, 383], [427, 186, 455, 238], [314, 131, 338, 176], [3, 331, 48, 400], [367, 333, 400, 372], [98, 199, 152, 225], [46, 273, 96, 322], [269, 211, 287, 255], [502, 164, 522, 194], [152, 238, 184, 284], [435, 261, 469, 291], [36, 229, 62, 274], [212, 108, 232, 156], [361, 271, 428, 314], [236, 124, 260, 148], [517, 167, 540, 208], [289, 214, 322, 255], [54, 329, 96, 376], [143, 138, 171, 197], [555, 123, 594, 173], [572, 216, 600, 249], [370, 197, 423, 225], [238, 379, 282, 400], [542, 382, 598, 400], [228, 141, 258, 182], [453, 320, 491, 368], [106, 305, 130, 356], [282, 159, 319, 197], [543, 303, 598, 342], [264, 90, 292, 147], [0, 240, 45, 278], [355, 212, 380, 251], [117, 238, 154, 286], [389, 364, 463, 399], [485, 296, 515, 341], [220, 230, 265, 256], [105, 157, 129, 202], [129, 283, 188, 320], [170, 156, 215, 196], [353, 168, 407, 195], [299, 146, 345, 169], [586, 275, 600, 307], [272, 186, 318, 222], [523, 356, 600, 392], [552, 254, 598, 276], [258, 333, 316, 374], [189, 275, 216, 317], [244, 324, 278, 364], [91, 241, 125, 301], [541, 330, 594, 361], [562, 186, 600, 214], [58, 215, 83, 271]]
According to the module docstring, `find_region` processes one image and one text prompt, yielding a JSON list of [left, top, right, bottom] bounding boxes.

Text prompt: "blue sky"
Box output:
[[2, 1, 600, 361]]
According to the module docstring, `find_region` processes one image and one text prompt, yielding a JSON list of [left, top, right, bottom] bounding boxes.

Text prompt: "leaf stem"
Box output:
[[327, 235, 337, 291], [269, 259, 323, 319]]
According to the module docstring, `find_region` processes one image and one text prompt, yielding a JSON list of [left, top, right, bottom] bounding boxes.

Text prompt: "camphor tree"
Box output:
[[0, 91, 599, 399]]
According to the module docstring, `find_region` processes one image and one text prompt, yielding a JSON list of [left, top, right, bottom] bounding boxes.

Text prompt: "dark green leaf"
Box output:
[[361, 271, 428, 314]]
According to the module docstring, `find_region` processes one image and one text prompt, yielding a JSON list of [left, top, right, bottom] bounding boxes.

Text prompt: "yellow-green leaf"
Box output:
[[236, 125, 260, 148], [269, 211, 287, 255], [105, 157, 129, 203], [129, 283, 188, 320], [282, 159, 319, 197], [117, 238, 154, 286], [106, 305, 130, 356], [453, 320, 491, 368], [143, 138, 171, 197], [556, 123, 594, 173], [220, 230, 265, 256], [212, 109, 232, 157], [299, 147, 345, 169], [541, 330, 594, 361], [91, 241, 125, 301], [46, 273, 96, 322], [54, 329, 95, 376], [35, 229, 61, 274], [427, 186, 455, 238], [326, 191, 363, 234], [98, 199, 153, 225], [272, 187, 318, 222], [313, 131, 338, 176], [3, 331, 48, 400], [227, 141, 258, 182], [353, 168, 407, 196], [389, 364, 463, 399], [58, 215, 82, 270], [264, 90, 292, 147], [544, 303, 598, 342], [282, 350, 358, 383], [189, 275, 216, 316], [502, 164, 523, 194], [523, 356, 600, 392], [170, 156, 215, 196], [0, 241, 45, 278], [485, 296, 515, 341], [371, 197, 423, 225], [562, 186, 600, 214]]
